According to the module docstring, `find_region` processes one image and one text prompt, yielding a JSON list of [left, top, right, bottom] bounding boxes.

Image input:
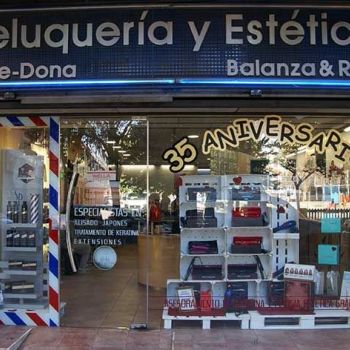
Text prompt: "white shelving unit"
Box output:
[[164, 173, 350, 329], [164, 174, 283, 329], [0, 150, 48, 309]]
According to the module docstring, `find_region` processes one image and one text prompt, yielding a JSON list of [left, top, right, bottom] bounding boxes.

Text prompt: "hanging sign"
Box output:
[[163, 115, 350, 172], [72, 205, 142, 246]]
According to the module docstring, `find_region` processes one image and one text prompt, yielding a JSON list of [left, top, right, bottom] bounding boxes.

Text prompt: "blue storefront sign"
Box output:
[[1, 7, 350, 87]]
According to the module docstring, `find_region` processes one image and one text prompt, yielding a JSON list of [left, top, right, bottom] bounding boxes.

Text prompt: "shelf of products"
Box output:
[[0, 150, 47, 309], [164, 174, 302, 328]]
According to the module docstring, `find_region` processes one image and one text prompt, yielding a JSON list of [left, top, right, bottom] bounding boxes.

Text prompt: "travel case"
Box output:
[[231, 236, 263, 254], [191, 264, 223, 280], [188, 240, 218, 255], [231, 207, 266, 227], [182, 208, 217, 228], [227, 264, 258, 280]]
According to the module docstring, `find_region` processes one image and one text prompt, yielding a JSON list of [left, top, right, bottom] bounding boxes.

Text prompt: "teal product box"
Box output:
[[321, 218, 341, 234], [318, 245, 340, 265]]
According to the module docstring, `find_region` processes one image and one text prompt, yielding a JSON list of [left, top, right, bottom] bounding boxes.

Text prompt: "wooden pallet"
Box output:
[[249, 309, 350, 329], [162, 308, 250, 330]]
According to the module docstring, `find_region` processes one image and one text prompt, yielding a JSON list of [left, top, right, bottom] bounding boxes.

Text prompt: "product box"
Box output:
[[284, 280, 315, 312], [321, 218, 341, 234], [318, 245, 340, 265], [284, 263, 316, 281], [268, 281, 284, 306]]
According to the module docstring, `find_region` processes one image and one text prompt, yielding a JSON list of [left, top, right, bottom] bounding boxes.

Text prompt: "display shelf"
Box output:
[[3, 293, 37, 299], [180, 200, 218, 205], [5, 223, 37, 229], [227, 227, 272, 233], [3, 247, 37, 252], [273, 233, 300, 240], [227, 252, 273, 257], [2, 269, 37, 276], [181, 227, 225, 234], [249, 309, 350, 329], [180, 279, 225, 283], [181, 253, 224, 257], [0, 150, 45, 312], [163, 307, 250, 329], [3, 302, 48, 310], [165, 174, 303, 330], [226, 278, 271, 283], [226, 200, 269, 204]]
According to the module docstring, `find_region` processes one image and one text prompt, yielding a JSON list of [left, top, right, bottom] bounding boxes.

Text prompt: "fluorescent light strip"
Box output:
[[161, 164, 195, 170], [4, 78, 350, 88], [0, 79, 175, 87], [179, 78, 350, 87], [122, 165, 155, 169]]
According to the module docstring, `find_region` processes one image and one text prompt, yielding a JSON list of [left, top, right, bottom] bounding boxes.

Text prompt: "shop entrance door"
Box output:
[[60, 117, 150, 328]]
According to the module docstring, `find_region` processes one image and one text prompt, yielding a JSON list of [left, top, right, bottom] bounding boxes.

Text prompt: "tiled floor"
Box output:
[[5, 243, 347, 350], [9, 326, 350, 350], [61, 243, 165, 329], [0, 326, 31, 350]]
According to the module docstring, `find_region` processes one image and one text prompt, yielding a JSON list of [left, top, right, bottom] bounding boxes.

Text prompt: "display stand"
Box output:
[[0, 150, 47, 310], [163, 174, 277, 329]]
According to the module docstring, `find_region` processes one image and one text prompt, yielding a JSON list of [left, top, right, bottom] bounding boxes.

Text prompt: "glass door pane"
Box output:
[[60, 117, 149, 328]]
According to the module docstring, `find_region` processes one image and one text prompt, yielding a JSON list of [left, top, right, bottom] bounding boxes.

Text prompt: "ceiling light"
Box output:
[[122, 165, 155, 169], [184, 165, 196, 170], [344, 126, 350, 132], [113, 145, 121, 149], [106, 140, 116, 144], [188, 134, 199, 139], [118, 150, 126, 153]]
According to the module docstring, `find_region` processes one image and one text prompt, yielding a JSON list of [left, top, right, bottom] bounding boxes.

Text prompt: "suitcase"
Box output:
[[231, 236, 262, 254], [227, 264, 258, 280], [192, 264, 223, 280], [231, 207, 265, 227], [184, 208, 217, 228], [188, 240, 218, 254]]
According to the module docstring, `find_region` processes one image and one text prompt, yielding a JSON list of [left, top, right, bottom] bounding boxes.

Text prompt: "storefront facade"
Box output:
[[1, 2, 350, 329]]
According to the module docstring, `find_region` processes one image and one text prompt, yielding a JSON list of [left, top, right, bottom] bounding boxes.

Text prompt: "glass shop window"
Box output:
[[0, 126, 49, 310]]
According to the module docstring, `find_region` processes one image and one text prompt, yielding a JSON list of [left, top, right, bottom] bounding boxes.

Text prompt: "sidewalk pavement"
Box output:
[[0, 325, 349, 350]]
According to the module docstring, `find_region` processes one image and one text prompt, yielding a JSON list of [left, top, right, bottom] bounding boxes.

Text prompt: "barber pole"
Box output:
[[48, 116, 60, 326]]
